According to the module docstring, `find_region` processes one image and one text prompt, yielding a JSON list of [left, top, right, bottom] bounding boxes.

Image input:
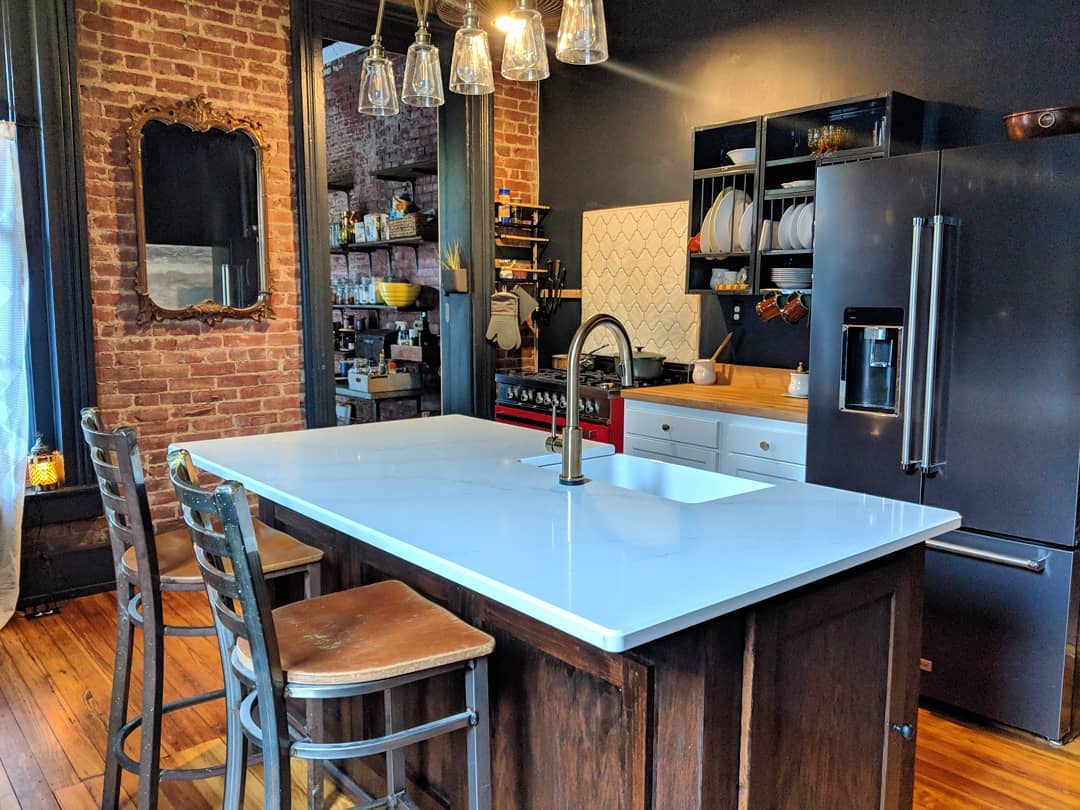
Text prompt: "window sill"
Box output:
[[23, 485, 103, 525]]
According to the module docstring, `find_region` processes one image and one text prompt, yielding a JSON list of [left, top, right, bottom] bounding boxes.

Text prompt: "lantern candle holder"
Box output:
[[26, 433, 64, 492]]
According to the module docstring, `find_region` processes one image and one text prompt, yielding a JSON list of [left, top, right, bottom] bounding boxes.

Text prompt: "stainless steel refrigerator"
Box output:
[[807, 135, 1080, 741]]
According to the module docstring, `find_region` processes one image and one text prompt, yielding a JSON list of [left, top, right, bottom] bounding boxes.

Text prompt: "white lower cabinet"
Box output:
[[718, 452, 806, 483], [624, 400, 806, 481], [622, 434, 719, 471]]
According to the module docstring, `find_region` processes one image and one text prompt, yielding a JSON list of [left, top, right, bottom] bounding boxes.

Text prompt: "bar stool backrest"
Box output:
[[80, 407, 160, 598], [166, 449, 290, 759]]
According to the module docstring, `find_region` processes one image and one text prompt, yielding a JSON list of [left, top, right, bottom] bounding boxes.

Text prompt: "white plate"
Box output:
[[778, 203, 803, 250], [796, 203, 815, 249], [781, 179, 816, 190], [737, 200, 756, 252], [710, 189, 751, 254], [699, 188, 731, 253]]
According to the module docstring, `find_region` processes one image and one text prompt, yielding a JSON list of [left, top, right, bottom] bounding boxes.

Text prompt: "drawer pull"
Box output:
[[759, 440, 770, 451], [660, 423, 670, 431]]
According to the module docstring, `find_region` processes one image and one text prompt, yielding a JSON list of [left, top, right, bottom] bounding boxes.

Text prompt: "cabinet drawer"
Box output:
[[725, 421, 806, 465], [719, 452, 805, 483], [624, 408, 720, 448], [625, 435, 719, 471]]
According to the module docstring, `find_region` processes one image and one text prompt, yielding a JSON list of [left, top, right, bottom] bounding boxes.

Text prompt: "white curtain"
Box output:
[[0, 120, 29, 628]]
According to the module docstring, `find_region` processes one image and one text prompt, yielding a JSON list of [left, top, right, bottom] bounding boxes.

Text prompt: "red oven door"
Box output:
[[493, 404, 621, 451]]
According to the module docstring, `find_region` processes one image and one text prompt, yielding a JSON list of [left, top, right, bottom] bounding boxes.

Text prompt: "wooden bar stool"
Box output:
[[167, 448, 495, 810], [80, 409, 325, 810]]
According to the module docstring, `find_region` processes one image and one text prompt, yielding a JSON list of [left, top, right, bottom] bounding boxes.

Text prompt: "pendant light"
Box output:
[[556, 0, 607, 65], [402, 0, 445, 107], [358, 0, 400, 117], [501, 0, 549, 81], [449, 0, 495, 95]]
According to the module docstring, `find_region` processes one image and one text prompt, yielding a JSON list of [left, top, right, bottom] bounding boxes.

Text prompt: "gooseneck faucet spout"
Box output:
[[547, 313, 634, 485]]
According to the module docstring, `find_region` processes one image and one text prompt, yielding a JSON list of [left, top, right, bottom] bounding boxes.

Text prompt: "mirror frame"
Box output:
[[127, 94, 273, 325]]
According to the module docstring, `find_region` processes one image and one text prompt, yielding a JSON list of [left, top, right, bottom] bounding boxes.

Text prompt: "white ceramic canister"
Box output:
[[692, 359, 717, 385], [787, 362, 809, 396]]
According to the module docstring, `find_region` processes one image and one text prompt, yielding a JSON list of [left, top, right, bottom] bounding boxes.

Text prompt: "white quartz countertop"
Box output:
[[179, 416, 960, 652]]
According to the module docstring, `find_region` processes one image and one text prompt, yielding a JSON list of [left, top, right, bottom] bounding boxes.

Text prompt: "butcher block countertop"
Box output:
[[622, 363, 808, 423]]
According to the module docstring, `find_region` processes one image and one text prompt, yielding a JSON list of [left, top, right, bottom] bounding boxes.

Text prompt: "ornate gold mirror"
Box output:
[[128, 95, 272, 324]]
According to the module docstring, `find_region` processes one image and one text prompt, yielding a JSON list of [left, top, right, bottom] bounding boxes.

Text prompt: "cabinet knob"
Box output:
[[889, 722, 915, 741], [759, 440, 770, 451], [661, 423, 670, 432]]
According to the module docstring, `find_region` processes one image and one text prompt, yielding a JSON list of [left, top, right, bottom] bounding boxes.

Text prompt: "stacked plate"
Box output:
[[770, 267, 813, 289], [777, 202, 815, 250]]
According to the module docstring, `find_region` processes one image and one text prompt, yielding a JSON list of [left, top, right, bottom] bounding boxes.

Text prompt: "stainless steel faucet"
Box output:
[[545, 313, 634, 485]]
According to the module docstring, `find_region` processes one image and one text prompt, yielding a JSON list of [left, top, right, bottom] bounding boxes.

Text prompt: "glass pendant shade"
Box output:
[[449, 8, 495, 94], [501, 2, 549, 81], [402, 30, 445, 107], [358, 39, 399, 117], [556, 0, 608, 65]]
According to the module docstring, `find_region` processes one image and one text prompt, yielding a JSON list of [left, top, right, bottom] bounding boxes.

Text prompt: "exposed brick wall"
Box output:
[[492, 57, 540, 372], [76, 0, 304, 527], [493, 62, 539, 204]]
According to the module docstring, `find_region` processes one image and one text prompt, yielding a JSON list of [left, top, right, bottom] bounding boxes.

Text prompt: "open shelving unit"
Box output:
[[685, 92, 924, 298]]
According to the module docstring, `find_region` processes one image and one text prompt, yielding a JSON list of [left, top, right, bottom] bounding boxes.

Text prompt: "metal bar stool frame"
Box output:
[[167, 449, 493, 810], [81, 409, 322, 809]]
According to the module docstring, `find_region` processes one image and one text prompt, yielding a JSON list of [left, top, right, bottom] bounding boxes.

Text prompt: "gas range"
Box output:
[[495, 369, 622, 423]]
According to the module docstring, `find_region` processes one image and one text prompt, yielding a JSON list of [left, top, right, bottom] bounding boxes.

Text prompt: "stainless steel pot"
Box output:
[[618, 347, 667, 380]]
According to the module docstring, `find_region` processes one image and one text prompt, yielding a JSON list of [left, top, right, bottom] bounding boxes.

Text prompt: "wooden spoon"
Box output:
[[709, 332, 734, 363]]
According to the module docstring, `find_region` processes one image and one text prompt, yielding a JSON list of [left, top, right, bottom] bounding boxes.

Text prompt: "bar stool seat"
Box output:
[[235, 579, 495, 685], [122, 521, 324, 584]]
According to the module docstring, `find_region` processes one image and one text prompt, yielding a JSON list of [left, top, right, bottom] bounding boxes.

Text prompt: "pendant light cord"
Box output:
[[374, 0, 386, 39], [412, 0, 430, 28]]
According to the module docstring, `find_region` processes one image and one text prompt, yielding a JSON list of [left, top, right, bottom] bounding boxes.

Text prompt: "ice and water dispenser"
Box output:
[[839, 308, 903, 415]]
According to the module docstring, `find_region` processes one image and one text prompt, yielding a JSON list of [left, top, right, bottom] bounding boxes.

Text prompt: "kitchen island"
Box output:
[[180, 416, 959, 809]]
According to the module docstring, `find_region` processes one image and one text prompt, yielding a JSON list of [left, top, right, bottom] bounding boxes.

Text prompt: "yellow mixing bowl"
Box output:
[[376, 281, 421, 308]]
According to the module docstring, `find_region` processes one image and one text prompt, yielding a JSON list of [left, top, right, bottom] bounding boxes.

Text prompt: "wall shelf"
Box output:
[[684, 92, 923, 297], [693, 164, 755, 179]]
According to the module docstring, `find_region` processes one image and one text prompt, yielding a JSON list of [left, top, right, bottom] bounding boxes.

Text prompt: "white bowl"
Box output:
[[727, 148, 756, 166]]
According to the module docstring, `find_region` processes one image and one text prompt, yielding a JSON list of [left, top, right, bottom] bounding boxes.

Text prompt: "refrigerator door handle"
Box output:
[[900, 217, 927, 471], [926, 538, 1047, 574], [920, 215, 959, 473]]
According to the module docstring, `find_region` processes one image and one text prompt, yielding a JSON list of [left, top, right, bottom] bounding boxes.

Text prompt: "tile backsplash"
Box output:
[[580, 201, 700, 363]]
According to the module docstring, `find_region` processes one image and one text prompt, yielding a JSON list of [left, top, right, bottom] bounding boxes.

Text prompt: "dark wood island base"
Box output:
[[261, 500, 923, 810]]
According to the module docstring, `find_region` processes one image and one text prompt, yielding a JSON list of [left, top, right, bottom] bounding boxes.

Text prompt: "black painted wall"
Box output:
[[538, 0, 1080, 367]]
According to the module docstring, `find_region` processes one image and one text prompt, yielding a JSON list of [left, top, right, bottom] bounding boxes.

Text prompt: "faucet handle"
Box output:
[[545, 402, 563, 452]]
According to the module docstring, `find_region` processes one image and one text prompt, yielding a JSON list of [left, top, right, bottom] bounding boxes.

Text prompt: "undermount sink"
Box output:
[[533, 453, 773, 504]]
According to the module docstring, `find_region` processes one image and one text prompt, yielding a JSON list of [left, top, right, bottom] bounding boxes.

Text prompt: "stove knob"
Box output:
[[539, 391, 550, 405], [584, 399, 595, 415], [578, 397, 585, 413], [559, 394, 567, 409], [506, 386, 516, 400], [520, 388, 532, 403]]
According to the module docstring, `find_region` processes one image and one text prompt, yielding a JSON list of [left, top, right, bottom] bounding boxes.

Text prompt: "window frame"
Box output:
[[4, 0, 98, 510]]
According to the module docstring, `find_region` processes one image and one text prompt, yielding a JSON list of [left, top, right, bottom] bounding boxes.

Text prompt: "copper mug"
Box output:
[[780, 291, 809, 324], [755, 292, 782, 321]]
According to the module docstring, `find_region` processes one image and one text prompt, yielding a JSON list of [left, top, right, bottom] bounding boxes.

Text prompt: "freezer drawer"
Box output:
[[921, 530, 1080, 741]]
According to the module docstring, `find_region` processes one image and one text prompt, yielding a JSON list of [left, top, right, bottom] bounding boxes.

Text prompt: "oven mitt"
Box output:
[[512, 285, 539, 324], [486, 291, 521, 350]]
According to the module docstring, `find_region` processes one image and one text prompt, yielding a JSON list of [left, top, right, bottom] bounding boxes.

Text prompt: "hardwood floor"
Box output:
[[0, 590, 1078, 808]]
